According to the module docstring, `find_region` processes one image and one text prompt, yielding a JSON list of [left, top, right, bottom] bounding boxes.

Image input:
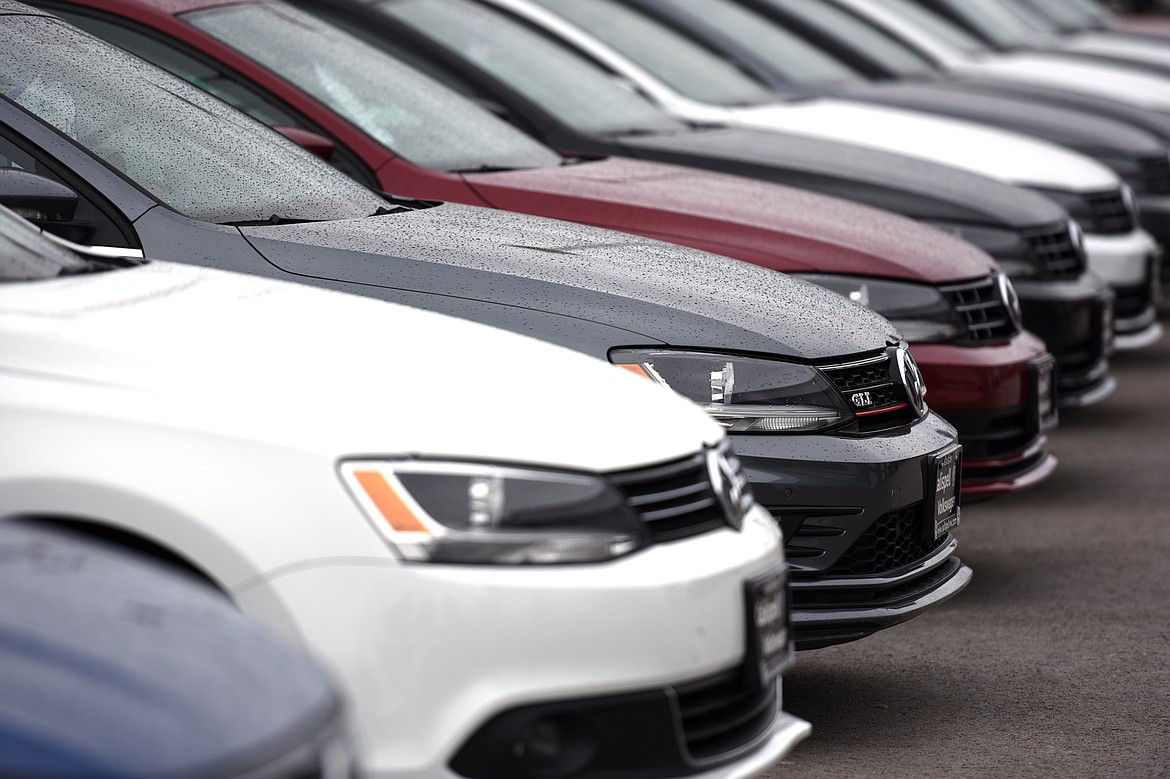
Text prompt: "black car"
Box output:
[[293, 0, 1118, 411], [0, 3, 969, 649], [0, 519, 353, 779]]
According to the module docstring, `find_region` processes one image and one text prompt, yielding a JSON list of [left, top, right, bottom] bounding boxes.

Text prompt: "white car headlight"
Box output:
[[340, 461, 647, 564]]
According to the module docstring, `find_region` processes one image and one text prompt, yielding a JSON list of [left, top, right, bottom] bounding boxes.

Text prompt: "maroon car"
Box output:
[[42, 0, 1058, 496]]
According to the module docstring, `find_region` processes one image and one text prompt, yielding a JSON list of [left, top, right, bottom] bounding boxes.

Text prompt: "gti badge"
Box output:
[[896, 347, 927, 416], [707, 449, 745, 531]]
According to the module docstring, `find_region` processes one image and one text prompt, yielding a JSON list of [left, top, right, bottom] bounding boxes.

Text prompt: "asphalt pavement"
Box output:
[[770, 315, 1170, 778]]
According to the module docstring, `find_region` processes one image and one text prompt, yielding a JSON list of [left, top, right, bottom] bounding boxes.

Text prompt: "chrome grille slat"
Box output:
[[938, 275, 1016, 344], [1022, 224, 1085, 279], [608, 442, 747, 542]]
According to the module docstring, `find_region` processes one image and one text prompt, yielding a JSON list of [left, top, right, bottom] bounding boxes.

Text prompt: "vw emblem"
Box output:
[[707, 449, 745, 531], [997, 273, 1023, 332], [895, 347, 927, 417]]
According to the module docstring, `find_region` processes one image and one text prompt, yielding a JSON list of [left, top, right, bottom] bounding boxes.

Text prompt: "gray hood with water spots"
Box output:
[[241, 202, 898, 361]]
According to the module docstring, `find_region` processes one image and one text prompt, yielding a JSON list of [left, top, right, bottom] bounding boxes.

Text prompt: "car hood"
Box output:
[[725, 98, 1120, 192], [0, 261, 726, 471], [837, 79, 1167, 160], [465, 157, 997, 283], [959, 51, 1170, 113], [237, 202, 898, 359], [614, 127, 1067, 230]]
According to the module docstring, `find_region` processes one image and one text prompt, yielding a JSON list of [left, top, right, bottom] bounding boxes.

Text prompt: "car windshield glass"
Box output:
[[0, 205, 90, 281], [870, 0, 990, 54], [1022, 0, 1105, 29], [185, 4, 561, 172], [934, 0, 1047, 48], [530, 0, 777, 105], [0, 17, 386, 224], [654, 0, 863, 85], [375, 0, 686, 136], [760, 0, 937, 77]]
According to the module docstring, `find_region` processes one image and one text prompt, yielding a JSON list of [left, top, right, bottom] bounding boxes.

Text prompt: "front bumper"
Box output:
[[1012, 272, 1116, 407], [732, 412, 970, 649], [910, 333, 1056, 497], [1083, 229, 1163, 348], [236, 506, 802, 779], [1135, 193, 1170, 302]]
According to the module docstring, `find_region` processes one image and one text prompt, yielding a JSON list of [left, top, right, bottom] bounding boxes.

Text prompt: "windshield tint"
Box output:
[[531, 0, 777, 105], [0, 205, 90, 281], [871, 0, 990, 53], [376, 0, 685, 136], [760, 0, 937, 76], [655, 0, 862, 85], [0, 17, 385, 224], [933, 0, 1046, 48], [185, 4, 561, 172], [1021, 0, 1105, 29]]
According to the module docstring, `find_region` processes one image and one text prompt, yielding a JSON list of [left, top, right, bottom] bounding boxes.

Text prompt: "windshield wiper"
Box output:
[[447, 164, 520, 173], [222, 214, 316, 227]]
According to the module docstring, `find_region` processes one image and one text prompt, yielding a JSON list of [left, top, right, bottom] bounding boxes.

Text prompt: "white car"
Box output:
[[828, 0, 1170, 113], [494, 0, 1163, 350], [0, 206, 810, 779]]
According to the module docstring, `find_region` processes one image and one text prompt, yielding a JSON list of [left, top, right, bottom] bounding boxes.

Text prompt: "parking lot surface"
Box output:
[[771, 317, 1170, 778]]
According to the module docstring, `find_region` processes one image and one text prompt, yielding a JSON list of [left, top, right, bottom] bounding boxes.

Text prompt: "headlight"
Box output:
[[792, 274, 963, 343], [340, 461, 647, 564], [610, 349, 851, 433]]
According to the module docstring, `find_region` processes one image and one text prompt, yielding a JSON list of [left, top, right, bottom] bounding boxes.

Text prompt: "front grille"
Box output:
[[675, 668, 777, 761], [609, 445, 745, 543], [1022, 223, 1085, 279], [939, 275, 1017, 344], [819, 351, 919, 434], [1139, 155, 1170, 194], [1075, 188, 1136, 235], [827, 502, 949, 576]]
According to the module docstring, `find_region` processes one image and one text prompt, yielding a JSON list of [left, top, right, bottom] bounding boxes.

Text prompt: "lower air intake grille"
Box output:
[[608, 445, 745, 542], [1077, 189, 1136, 235], [1139, 155, 1170, 194], [828, 502, 949, 576], [675, 668, 777, 761], [1023, 224, 1085, 279], [939, 275, 1017, 344]]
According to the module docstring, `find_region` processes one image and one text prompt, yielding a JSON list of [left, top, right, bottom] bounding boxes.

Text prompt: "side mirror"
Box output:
[[0, 169, 79, 222], [273, 126, 335, 162]]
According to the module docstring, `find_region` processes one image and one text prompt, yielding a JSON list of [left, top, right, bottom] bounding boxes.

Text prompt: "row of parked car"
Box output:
[[1, 0, 1167, 777]]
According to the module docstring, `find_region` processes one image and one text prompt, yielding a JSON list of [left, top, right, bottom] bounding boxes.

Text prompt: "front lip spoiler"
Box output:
[[1114, 320, 1164, 350], [1059, 374, 1118, 408], [790, 540, 972, 650]]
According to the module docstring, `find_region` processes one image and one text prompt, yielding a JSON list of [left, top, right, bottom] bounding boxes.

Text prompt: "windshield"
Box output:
[[1020, 0, 1107, 30], [759, 0, 938, 77], [932, 0, 1051, 48], [0, 17, 385, 224], [375, 0, 685, 136], [869, 0, 991, 54], [530, 0, 777, 105], [653, 0, 862, 86], [185, 4, 561, 172], [0, 205, 91, 281]]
